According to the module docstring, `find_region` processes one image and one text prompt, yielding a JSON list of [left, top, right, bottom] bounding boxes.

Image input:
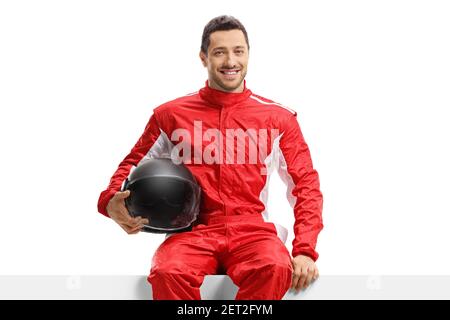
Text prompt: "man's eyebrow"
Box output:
[[212, 46, 246, 51]]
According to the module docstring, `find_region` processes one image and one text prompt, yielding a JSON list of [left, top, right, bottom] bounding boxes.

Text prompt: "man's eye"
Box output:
[[235, 50, 244, 54], [215, 51, 224, 56]]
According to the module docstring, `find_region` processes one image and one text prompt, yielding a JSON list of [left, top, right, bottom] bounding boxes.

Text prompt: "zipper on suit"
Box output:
[[218, 105, 227, 217], [219, 105, 229, 252]]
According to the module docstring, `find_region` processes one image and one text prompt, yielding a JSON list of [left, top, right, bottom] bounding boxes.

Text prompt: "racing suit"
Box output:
[[97, 80, 323, 299]]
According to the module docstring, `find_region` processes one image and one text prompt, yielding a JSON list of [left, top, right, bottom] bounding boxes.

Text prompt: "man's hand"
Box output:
[[106, 190, 149, 234], [291, 255, 319, 292]]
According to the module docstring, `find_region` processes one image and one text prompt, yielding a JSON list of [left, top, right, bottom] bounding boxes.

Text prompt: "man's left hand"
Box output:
[[291, 255, 319, 292]]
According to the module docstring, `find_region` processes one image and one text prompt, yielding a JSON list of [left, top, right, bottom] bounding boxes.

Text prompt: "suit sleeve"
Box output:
[[278, 113, 324, 261], [97, 113, 161, 217]]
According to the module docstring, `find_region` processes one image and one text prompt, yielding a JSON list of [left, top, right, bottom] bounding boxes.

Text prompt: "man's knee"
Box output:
[[260, 261, 293, 278], [149, 261, 189, 281], [232, 260, 292, 285], [255, 252, 293, 276]]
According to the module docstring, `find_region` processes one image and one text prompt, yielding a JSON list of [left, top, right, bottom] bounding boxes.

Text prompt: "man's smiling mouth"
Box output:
[[220, 69, 240, 75]]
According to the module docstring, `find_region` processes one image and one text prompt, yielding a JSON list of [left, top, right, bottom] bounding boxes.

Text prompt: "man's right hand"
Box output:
[[106, 190, 149, 234]]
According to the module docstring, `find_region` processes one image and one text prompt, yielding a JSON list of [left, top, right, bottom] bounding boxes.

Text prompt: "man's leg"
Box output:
[[222, 221, 293, 300], [148, 230, 220, 300]]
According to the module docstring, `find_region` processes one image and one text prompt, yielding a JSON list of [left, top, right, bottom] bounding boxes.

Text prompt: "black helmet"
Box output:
[[122, 158, 201, 233]]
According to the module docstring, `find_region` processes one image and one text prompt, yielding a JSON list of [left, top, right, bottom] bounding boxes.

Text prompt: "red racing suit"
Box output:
[[97, 80, 323, 299]]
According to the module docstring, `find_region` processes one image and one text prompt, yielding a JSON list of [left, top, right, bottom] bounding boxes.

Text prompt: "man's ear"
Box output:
[[199, 51, 207, 67]]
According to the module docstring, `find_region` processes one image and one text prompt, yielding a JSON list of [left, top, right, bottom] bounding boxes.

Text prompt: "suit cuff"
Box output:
[[292, 247, 319, 262]]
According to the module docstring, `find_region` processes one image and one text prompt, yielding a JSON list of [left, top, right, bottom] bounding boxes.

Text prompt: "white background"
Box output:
[[0, 0, 449, 277]]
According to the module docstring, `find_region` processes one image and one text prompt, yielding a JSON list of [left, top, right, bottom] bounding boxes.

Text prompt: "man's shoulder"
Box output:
[[153, 90, 200, 114], [248, 92, 297, 117]]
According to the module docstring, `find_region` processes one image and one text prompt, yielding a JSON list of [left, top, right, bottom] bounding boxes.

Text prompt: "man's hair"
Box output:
[[201, 15, 249, 55]]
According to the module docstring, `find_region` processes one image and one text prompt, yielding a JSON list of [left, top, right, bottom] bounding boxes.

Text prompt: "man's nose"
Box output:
[[225, 53, 237, 68]]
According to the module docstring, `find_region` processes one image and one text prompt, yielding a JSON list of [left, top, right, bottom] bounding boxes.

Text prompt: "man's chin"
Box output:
[[216, 78, 245, 92]]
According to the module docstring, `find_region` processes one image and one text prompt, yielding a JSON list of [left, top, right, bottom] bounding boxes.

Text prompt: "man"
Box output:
[[97, 15, 323, 300]]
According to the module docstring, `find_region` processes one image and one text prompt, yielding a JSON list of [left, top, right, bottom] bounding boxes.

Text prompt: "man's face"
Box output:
[[200, 29, 249, 93]]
